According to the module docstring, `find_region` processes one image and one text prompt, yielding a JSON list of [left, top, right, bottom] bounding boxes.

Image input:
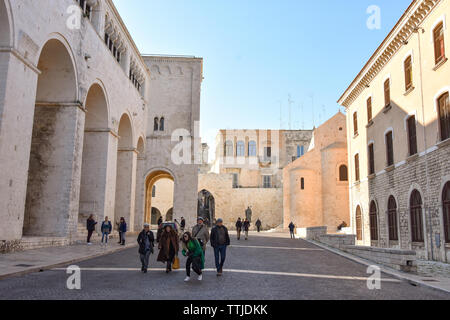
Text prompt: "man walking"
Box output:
[[137, 223, 155, 273], [235, 218, 243, 240], [289, 222, 296, 239], [86, 214, 97, 245], [192, 217, 210, 253], [210, 218, 230, 276], [255, 219, 262, 233], [180, 217, 186, 233], [243, 218, 250, 240]]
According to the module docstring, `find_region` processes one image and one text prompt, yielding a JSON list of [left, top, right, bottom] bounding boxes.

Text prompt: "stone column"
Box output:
[[134, 153, 146, 231]]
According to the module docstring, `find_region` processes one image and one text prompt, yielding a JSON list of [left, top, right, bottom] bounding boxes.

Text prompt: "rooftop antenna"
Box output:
[[288, 94, 294, 130]]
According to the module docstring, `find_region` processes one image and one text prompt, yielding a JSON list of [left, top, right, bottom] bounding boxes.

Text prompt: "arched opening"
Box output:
[[0, 0, 11, 47], [79, 84, 109, 227], [388, 196, 399, 241], [23, 39, 77, 237], [369, 201, 378, 241], [114, 114, 135, 231], [197, 190, 215, 227], [410, 190, 424, 243], [355, 206, 362, 241], [339, 165, 348, 181], [442, 182, 450, 244], [145, 170, 174, 225]]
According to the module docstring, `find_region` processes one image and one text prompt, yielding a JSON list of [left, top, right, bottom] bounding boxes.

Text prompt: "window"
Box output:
[[388, 196, 399, 241], [153, 117, 159, 131], [264, 147, 272, 161], [263, 175, 272, 188], [404, 56, 413, 91], [129, 68, 142, 92], [354, 154, 360, 182], [410, 190, 424, 242], [353, 112, 358, 136], [356, 206, 363, 241], [232, 173, 239, 189], [385, 131, 394, 167], [438, 92, 450, 141], [339, 165, 348, 181], [248, 141, 257, 157], [152, 185, 156, 198], [159, 117, 165, 132], [369, 201, 378, 241], [443, 182, 450, 243], [434, 22, 446, 65], [237, 141, 245, 157], [407, 116, 417, 156], [225, 141, 234, 157], [367, 97, 373, 123], [105, 31, 122, 64], [300, 178, 305, 190], [77, 0, 92, 20], [384, 79, 391, 107], [368, 143, 375, 175]]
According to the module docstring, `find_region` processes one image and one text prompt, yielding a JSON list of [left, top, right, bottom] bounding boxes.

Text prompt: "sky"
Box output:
[[113, 0, 412, 160]]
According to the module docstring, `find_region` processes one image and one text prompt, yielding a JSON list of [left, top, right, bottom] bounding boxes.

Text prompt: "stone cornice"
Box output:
[[338, 0, 440, 108], [0, 46, 40, 74]]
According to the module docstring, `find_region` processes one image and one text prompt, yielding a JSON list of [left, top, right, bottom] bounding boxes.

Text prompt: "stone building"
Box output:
[[283, 113, 349, 232], [338, 0, 450, 263], [0, 0, 202, 252]]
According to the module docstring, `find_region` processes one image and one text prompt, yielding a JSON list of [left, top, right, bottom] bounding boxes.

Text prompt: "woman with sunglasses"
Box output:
[[181, 232, 205, 282]]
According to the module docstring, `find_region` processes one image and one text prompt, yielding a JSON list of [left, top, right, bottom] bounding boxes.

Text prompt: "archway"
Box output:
[[144, 170, 174, 225], [197, 190, 215, 227], [79, 84, 109, 225], [23, 39, 77, 236], [151, 207, 162, 225], [114, 114, 135, 231], [0, 0, 11, 47]]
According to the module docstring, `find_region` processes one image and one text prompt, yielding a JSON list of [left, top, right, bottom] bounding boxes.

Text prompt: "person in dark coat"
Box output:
[[255, 219, 262, 233], [243, 218, 250, 240], [180, 217, 186, 233], [157, 216, 163, 226], [288, 222, 296, 239], [119, 217, 127, 246], [100, 216, 112, 245], [157, 224, 179, 273], [235, 218, 243, 240], [210, 218, 230, 276], [86, 214, 97, 245], [137, 223, 155, 273]]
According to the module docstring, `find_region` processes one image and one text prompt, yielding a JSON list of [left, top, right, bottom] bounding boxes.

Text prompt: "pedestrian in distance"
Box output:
[[137, 223, 155, 273], [157, 216, 163, 227], [157, 224, 179, 273], [192, 217, 210, 254], [243, 218, 250, 240], [119, 217, 127, 246], [101, 216, 112, 245], [235, 217, 243, 240], [255, 219, 262, 233], [289, 222, 296, 239], [210, 218, 230, 276], [180, 217, 186, 233], [86, 214, 97, 245], [181, 232, 204, 282]]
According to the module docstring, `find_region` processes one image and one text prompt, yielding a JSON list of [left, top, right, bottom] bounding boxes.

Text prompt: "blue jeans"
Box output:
[[214, 245, 227, 272], [102, 232, 109, 243]]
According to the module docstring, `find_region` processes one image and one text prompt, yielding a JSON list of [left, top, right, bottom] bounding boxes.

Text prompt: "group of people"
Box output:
[[137, 216, 230, 282], [86, 215, 127, 246]]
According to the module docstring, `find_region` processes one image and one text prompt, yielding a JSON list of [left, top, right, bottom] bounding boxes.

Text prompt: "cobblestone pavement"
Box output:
[[0, 234, 449, 300]]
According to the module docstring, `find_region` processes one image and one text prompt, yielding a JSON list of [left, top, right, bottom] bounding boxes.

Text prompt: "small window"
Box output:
[[232, 173, 239, 189], [153, 117, 159, 131], [152, 185, 156, 198], [407, 116, 418, 156], [354, 154, 360, 182], [367, 97, 373, 123], [353, 112, 358, 136], [434, 22, 446, 65], [300, 178, 305, 190], [339, 165, 348, 181], [264, 147, 272, 161], [356, 206, 363, 241], [384, 79, 391, 107], [369, 201, 378, 241], [263, 175, 272, 188], [404, 56, 413, 91], [438, 92, 450, 141], [385, 131, 394, 167], [388, 196, 399, 241], [225, 141, 234, 157], [368, 143, 375, 175], [248, 141, 257, 157], [237, 141, 245, 157], [159, 117, 165, 132], [410, 190, 424, 242]]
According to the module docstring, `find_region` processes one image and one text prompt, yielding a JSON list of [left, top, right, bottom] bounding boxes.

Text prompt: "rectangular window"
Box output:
[[263, 175, 272, 188], [301, 178, 305, 190], [384, 79, 391, 107], [438, 92, 450, 141], [434, 22, 446, 65], [367, 97, 373, 123], [407, 116, 418, 156], [386, 131, 394, 167], [264, 147, 272, 161], [353, 112, 358, 136], [368, 144, 375, 175], [354, 154, 360, 182], [404, 56, 413, 91], [232, 173, 239, 189]]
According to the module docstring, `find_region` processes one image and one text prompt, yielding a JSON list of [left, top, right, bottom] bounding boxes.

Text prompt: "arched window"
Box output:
[[404, 55, 413, 91], [369, 201, 378, 241], [433, 22, 446, 65], [237, 141, 245, 157], [248, 141, 257, 157], [438, 92, 450, 141], [388, 196, 399, 241], [339, 165, 348, 181], [224, 140, 234, 157], [356, 206, 363, 241], [154, 117, 159, 131], [159, 117, 165, 131], [443, 182, 450, 243], [410, 190, 424, 242], [300, 178, 305, 190], [353, 112, 358, 136]]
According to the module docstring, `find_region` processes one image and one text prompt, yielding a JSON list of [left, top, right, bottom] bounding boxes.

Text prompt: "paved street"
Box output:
[[0, 233, 449, 300]]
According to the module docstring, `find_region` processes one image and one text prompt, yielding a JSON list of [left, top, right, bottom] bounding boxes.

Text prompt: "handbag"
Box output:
[[172, 256, 180, 270]]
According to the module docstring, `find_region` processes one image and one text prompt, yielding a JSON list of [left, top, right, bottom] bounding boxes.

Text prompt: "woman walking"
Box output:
[[101, 216, 112, 245], [157, 224, 179, 273], [86, 214, 97, 245], [181, 232, 204, 282], [119, 217, 127, 246]]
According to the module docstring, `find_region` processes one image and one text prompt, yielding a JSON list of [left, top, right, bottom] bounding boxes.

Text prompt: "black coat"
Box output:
[[235, 220, 242, 230], [86, 219, 97, 231], [137, 230, 155, 255], [210, 226, 230, 248]]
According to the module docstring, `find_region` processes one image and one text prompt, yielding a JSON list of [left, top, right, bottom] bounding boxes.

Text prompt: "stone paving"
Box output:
[[0, 232, 449, 300]]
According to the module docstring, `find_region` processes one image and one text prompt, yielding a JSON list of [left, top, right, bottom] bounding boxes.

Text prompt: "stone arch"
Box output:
[[144, 169, 175, 225], [78, 83, 110, 225], [137, 136, 145, 155], [166, 208, 174, 221], [0, 0, 12, 47], [197, 189, 215, 227], [23, 38, 78, 237], [151, 207, 162, 225]]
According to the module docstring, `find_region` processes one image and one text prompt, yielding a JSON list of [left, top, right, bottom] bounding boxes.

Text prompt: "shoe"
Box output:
[[87, 242, 92, 245], [143, 269, 148, 274], [141, 266, 145, 272], [198, 274, 203, 281], [184, 277, 191, 282]]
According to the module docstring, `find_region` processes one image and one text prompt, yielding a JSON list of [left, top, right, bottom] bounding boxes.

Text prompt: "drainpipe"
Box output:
[[414, 26, 434, 261]]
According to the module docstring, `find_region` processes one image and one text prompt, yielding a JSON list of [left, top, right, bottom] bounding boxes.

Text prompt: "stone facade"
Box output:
[[0, 0, 202, 251], [283, 113, 350, 232], [338, 0, 450, 263]]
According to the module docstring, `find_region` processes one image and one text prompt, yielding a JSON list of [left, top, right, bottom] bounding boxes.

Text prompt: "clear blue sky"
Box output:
[[114, 0, 412, 155]]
